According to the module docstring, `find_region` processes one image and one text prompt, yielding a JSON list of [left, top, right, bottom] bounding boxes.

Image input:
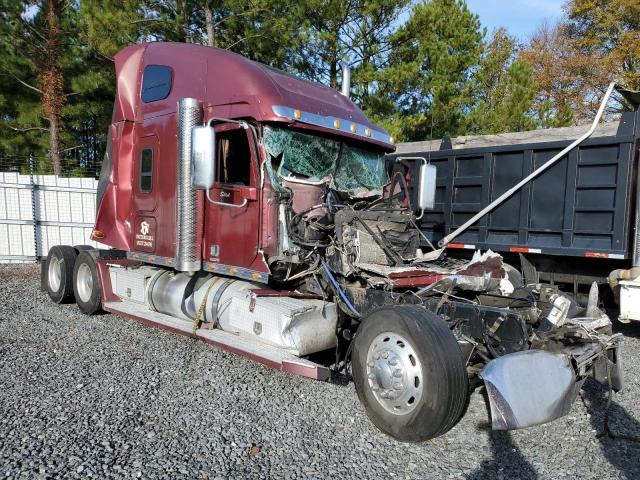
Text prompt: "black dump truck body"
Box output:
[[390, 106, 640, 287]]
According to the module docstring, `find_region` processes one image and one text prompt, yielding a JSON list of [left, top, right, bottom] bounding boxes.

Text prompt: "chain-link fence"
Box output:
[[0, 151, 101, 263]]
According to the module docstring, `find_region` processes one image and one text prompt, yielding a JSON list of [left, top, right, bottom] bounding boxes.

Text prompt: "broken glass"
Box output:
[[263, 126, 386, 194]]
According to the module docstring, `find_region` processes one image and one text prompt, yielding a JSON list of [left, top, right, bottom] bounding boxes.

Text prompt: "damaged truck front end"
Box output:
[[260, 115, 622, 442], [323, 213, 623, 438]]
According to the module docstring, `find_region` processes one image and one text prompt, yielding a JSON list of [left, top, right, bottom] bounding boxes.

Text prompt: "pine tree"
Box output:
[[466, 28, 538, 134], [380, 0, 484, 141]]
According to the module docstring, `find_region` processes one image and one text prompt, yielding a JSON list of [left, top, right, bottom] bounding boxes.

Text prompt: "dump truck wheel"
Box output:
[[73, 251, 102, 315], [44, 245, 78, 304], [352, 305, 468, 442]]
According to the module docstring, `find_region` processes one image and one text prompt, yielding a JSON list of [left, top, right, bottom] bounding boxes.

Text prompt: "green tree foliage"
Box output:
[[0, 0, 47, 167], [466, 28, 538, 134], [378, 0, 484, 141]]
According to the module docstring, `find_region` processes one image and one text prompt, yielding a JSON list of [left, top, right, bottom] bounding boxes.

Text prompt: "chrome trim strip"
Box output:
[[127, 251, 177, 268], [271, 105, 393, 146], [203, 261, 269, 284], [125, 253, 268, 283]]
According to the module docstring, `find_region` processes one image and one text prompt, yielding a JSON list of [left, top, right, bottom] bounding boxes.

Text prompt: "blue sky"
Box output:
[[466, 0, 565, 41]]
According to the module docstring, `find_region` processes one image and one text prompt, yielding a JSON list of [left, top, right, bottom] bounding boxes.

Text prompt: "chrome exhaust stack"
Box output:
[[176, 98, 203, 272]]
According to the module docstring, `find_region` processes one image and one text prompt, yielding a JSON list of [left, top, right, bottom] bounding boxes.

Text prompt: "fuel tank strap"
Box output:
[[210, 279, 234, 327]]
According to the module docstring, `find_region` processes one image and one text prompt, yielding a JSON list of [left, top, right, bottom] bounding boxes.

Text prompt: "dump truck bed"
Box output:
[[391, 109, 640, 260]]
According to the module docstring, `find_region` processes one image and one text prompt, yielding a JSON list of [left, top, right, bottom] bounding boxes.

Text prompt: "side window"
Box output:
[[216, 129, 251, 185], [141, 65, 172, 103], [140, 148, 153, 193]]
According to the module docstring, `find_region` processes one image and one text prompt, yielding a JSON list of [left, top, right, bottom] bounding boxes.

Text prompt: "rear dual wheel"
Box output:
[[44, 246, 77, 303], [72, 251, 102, 315], [43, 245, 101, 314], [352, 305, 468, 442]]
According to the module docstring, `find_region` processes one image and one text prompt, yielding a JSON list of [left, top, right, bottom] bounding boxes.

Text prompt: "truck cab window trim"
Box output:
[[141, 65, 173, 103], [140, 148, 153, 193]]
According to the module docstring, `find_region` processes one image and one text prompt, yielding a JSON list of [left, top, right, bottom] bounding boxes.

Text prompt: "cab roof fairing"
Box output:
[[112, 42, 394, 151]]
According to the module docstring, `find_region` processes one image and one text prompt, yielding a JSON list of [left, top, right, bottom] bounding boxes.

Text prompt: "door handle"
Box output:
[[205, 189, 248, 208]]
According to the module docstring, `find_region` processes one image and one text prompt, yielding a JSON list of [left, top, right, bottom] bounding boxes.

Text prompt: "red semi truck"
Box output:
[[42, 42, 622, 442]]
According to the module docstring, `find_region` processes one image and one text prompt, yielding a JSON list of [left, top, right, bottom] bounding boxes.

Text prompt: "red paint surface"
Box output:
[[390, 274, 448, 288]]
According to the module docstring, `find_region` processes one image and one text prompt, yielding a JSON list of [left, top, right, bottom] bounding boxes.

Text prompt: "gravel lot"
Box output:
[[1, 264, 639, 479]]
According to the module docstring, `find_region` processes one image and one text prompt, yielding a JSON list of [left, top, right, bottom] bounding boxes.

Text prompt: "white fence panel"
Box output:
[[0, 173, 102, 262]]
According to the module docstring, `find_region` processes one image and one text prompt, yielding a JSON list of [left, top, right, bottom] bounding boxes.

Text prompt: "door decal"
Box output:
[[134, 216, 156, 252]]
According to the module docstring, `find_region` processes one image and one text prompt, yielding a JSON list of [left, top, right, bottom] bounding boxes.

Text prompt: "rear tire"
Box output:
[[73, 251, 102, 315], [352, 305, 468, 442], [43, 245, 77, 303]]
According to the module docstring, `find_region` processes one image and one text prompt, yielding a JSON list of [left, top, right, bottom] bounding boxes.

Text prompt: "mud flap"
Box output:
[[480, 350, 583, 430]]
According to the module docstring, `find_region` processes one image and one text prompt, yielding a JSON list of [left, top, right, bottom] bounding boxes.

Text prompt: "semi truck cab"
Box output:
[[93, 42, 394, 278]]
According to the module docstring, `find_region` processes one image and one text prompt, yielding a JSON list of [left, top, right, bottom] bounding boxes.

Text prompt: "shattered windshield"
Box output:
[[262, 126, 387, 194]]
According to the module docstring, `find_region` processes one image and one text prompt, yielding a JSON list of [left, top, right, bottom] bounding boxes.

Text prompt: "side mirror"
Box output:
[[191, 125, 216, 189], [418, 162, 437, 211]]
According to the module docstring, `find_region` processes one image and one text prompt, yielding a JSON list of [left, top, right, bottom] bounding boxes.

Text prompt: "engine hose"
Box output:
[[320, 259, 361, 318]]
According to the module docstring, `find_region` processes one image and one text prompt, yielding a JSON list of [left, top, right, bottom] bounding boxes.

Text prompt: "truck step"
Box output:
[[103, 301, 330, 381]]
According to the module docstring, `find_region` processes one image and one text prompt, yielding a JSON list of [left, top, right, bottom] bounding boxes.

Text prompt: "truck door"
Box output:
[[131, 134, 159, 253], [203, 125, 262, 272]]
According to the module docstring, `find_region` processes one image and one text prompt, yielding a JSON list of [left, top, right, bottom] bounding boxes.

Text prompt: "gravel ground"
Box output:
[[1, 264, 640, 480]]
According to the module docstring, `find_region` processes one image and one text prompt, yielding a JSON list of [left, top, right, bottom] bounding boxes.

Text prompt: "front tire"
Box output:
[[73, 251, 102, 315], [43, 245, 78, 303], [352, 305, 468, 442]]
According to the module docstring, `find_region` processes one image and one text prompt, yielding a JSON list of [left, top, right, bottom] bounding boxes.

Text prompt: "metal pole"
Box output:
[[633, 150, 640, 267], [438, 82, 617, 248], [28, 154, 39, 261]]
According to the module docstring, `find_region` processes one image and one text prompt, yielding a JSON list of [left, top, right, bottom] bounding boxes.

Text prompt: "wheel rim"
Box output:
[[366, 332, 423, 415], [48, 256, 62, 292], [76, 263, 93, 303]]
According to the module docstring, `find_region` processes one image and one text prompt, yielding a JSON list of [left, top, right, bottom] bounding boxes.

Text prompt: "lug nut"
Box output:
[[393, 382, 402, 390], [382, 351, 389, 359], [388, 358, 399, 366], [393, 369, 403, 378]]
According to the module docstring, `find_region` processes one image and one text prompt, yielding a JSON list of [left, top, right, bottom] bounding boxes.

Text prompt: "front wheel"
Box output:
[[352, 305, 468, 442]]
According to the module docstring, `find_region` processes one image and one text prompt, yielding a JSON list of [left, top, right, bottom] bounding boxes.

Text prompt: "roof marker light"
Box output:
[[271, 105, 393, 146]]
